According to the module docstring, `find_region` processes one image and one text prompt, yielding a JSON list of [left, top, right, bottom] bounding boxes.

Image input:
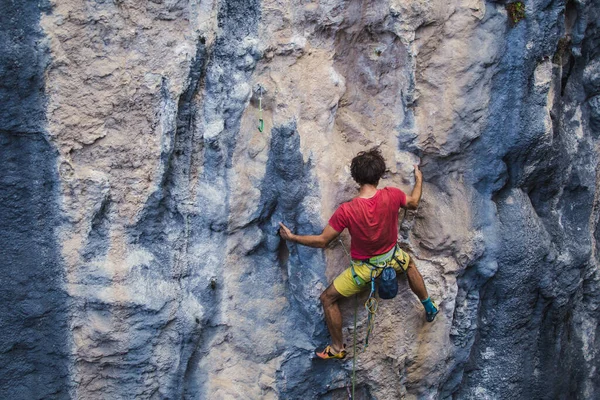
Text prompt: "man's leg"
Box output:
[[405, 258, 428, 300], [319, 284, 345, 352], [405, 258, 439, 322]]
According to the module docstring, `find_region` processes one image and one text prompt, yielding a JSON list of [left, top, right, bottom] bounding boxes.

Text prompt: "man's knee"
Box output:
[[406, 257, 417, 271], [320, 285, 341, 306]]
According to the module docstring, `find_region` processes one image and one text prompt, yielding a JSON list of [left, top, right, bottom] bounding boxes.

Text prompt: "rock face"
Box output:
[[1, 0, 599, 399], [0, 1, 70, 398]]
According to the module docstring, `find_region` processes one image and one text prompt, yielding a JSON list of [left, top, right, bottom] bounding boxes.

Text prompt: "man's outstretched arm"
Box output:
[[405, 164, 422, 210], [278, 223, 341, 248]]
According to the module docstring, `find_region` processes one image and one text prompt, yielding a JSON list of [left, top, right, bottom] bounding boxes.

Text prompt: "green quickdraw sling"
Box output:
[[257, 85, 264, 132]]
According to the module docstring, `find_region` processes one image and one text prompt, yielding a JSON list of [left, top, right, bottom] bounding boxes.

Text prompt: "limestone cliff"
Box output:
[[1, 0, 599, 399]]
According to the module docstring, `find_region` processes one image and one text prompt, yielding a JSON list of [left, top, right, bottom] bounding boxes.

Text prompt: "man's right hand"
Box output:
[[405, 164, 423, 210], [414, 164, 422, 181]]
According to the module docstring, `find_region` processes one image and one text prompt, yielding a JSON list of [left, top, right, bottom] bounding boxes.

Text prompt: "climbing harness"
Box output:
[[354, 246, 405, 298], [348, 245, 408, 346], [257, 85, 264, 133]]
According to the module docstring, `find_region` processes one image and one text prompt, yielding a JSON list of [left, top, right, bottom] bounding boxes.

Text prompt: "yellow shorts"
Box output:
[[333, 246, 410, 297]]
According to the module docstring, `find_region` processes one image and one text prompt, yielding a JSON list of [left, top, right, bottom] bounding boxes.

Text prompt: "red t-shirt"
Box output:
[[328, 187, 407, 260]]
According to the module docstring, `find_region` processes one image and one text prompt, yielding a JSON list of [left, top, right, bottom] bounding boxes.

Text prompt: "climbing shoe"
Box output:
[[425, 300, 439, 322], [315, 344, 346, 360]]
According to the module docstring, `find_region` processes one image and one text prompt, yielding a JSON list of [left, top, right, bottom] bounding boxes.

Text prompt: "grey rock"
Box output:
[[1, 0, 600, 399]]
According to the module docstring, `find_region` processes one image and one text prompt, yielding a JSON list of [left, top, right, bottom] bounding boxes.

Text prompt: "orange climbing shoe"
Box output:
[[315, 344, 347, 360]]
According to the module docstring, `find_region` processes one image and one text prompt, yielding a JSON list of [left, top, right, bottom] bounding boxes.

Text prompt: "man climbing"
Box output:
[[278, 148, 438, 360]]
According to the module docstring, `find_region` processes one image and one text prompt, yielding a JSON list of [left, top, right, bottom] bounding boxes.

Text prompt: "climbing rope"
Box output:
[[338, 237, 360, 400], [364, 269, 379, 349], [337, 238, 385, 398], [352, 292, 358, 400]]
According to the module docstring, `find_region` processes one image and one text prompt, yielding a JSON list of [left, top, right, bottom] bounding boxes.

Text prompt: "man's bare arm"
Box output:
[[405, 164, 422, 210], [278, 223, 341, 248]]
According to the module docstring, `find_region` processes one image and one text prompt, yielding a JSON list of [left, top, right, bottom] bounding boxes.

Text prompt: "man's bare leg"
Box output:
[[319, 285, 345, 352], [405, 258, 439, 321], [405, 258, 428, 300]]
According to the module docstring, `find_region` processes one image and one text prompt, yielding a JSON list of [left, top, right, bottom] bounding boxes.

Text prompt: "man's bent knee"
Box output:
[[320, 285, 342, 306]]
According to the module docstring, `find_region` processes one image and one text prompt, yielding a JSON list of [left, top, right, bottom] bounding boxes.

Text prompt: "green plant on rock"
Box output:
[[506, 1, 526, 25]]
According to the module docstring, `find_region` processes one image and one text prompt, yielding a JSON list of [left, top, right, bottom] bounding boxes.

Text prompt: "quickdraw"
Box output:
[[257, 85, 264, 133]]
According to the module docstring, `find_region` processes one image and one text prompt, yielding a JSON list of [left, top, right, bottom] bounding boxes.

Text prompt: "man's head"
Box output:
[[350, 147, 387, 186]]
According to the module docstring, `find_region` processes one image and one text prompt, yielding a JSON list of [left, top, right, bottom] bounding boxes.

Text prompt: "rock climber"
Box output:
[[278, 148, 438, 360]]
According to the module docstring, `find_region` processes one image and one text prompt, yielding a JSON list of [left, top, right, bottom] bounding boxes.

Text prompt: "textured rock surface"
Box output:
[[0, 1, 70, 398], [1, 0, 599, 399]]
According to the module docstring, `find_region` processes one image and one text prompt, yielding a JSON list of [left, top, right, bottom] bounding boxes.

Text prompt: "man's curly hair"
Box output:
[[350, 147, 387, 185]]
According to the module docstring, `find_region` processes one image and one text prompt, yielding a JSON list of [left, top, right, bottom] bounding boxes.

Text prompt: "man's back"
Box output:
[[328, 187, 407, 259]]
